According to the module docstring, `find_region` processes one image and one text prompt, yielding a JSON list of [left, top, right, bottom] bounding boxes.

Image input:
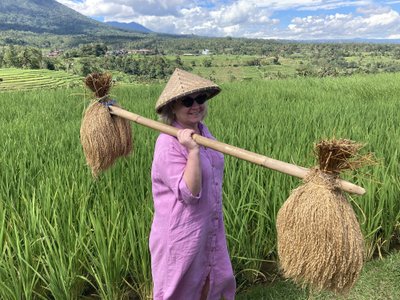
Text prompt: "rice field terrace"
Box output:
[[0, 72, 399, 299], [0, 68, 82, 91]]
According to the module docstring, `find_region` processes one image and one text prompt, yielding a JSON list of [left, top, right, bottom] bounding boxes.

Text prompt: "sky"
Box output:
[[56, 0, 400, 40]]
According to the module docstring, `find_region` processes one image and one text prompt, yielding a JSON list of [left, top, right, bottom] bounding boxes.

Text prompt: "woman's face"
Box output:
[[173, 93, 207, 130]]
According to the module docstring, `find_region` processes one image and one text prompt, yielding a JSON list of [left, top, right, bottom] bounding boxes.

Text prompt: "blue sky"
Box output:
[[56, 1, 400, 40]]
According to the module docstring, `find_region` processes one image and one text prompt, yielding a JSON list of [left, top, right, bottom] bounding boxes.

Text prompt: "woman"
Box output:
[[149, 68, 236, 300]]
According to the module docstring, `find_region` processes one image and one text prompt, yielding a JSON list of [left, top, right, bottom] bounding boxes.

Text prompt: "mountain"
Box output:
[[0, 0, 155, 48], [0, 0, 115, 35], [105, 21, 152, 33], [0, 0, 134, 34]]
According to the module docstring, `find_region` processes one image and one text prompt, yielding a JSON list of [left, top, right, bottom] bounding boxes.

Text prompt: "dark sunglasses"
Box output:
[[181, 94, 208, 107]]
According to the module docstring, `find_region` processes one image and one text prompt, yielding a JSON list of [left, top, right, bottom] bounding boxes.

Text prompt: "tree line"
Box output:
[[1, 41, 400, 81]]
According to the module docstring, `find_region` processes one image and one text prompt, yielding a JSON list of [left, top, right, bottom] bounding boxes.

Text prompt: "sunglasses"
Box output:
[[181, 94, 208, 107]]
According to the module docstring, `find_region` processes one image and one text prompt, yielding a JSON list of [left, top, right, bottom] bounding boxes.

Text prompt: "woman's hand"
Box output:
[[177, 129, 200, 152]]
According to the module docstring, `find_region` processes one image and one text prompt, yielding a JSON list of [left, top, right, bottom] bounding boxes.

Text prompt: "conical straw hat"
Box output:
[[155, 68, 221, 113]]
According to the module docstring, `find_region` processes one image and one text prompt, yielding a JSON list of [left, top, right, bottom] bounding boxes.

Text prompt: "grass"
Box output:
[[0, 72, 399, 298], [237, 250, 400, 300]]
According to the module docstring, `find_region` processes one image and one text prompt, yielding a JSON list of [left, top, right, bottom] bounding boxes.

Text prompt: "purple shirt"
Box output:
[[150, 122, 236, 300]]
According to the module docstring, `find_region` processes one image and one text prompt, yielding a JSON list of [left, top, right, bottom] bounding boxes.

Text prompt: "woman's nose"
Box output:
[[191, 101, 200, 108]]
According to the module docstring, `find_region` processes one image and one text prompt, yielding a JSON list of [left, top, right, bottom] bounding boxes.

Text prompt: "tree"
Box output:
[[0, 49, 3, 68], [17, 47, 42, 69], [3, 45, 18, 67], [272, 55, 280, 65], [43, 58, 56, 70], [94, 43, 107, 56], [202, 58, 212, 67], [175, 55, 183, 66], [80, 43, 107, 57], [79, 57, 101, 76]]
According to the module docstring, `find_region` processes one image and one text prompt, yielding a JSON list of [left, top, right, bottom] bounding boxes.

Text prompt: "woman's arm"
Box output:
[[177, 129, 202, 196]]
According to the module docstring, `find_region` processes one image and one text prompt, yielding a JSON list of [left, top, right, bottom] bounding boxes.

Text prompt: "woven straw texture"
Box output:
[[155, 68, 220, 113]]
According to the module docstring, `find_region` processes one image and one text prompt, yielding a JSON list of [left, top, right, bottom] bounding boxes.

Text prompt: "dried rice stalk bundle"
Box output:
[[276, 139, 369, 294], [80, 73, 132, 177], [316, 139, 374, 174]]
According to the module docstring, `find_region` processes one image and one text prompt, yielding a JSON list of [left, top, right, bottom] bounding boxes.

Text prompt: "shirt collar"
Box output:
[[172, 121, 204, 135]]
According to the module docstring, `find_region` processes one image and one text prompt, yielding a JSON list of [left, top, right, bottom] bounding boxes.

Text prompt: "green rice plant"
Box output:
[[81, 208, 132, 299], [38, 215, 88, 299], [124, 204, 153, 299], [0, 214, 43, 299], [0, 73, 399, 297], [0, 68, 82, 91]]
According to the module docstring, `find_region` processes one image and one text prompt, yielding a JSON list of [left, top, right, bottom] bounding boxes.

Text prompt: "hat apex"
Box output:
[[155, 68, 220, 113]]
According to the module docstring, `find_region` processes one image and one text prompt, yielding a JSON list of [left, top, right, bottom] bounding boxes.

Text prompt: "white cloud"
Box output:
[[287, 8, 400, 39], [56, 1, 400, 39], [254, 0, 371, 11], [217, 1, 256, 25], [357, 5, 391, 15], [57, 0, 187, 17], [57, 0, 133, 17], [364, 10, 399, 26], [131, 0, 279, 37]]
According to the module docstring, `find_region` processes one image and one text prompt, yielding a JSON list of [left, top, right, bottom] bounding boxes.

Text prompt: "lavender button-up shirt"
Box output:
[[150, 122, 236, 300]]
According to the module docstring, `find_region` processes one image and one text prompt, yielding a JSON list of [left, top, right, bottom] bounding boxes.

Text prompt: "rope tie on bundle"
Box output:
[[303, 168, 338, 191], [98, 97, 117, 111], [96, 94, 116, 107]]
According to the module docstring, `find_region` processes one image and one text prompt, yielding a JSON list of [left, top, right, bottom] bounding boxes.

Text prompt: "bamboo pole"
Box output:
[[109, 105, 366, 195]]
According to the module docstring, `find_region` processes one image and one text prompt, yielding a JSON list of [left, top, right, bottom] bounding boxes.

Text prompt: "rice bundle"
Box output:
[[276, 139, 368, 294], [80, 73, 132, 177]]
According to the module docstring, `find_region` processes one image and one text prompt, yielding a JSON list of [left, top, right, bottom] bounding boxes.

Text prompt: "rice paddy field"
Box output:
[[0, 71, 399, 299], [0, 68, 81, 91]]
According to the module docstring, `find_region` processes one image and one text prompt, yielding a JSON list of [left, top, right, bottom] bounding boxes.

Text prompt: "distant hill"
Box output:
[[0, 0, 113, 35], [105, 21, 152, 33], [0, 0, 153, 47]]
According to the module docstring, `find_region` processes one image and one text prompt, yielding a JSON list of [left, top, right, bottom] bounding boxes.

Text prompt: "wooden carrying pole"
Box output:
[[109, 106, 365, 195]]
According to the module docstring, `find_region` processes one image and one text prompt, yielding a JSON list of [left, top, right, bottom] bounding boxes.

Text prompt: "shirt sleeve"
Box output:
[[156, 144, 202, 205]]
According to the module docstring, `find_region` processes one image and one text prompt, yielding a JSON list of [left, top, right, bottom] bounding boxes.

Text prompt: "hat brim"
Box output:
[[156, 86, 221, 113]]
